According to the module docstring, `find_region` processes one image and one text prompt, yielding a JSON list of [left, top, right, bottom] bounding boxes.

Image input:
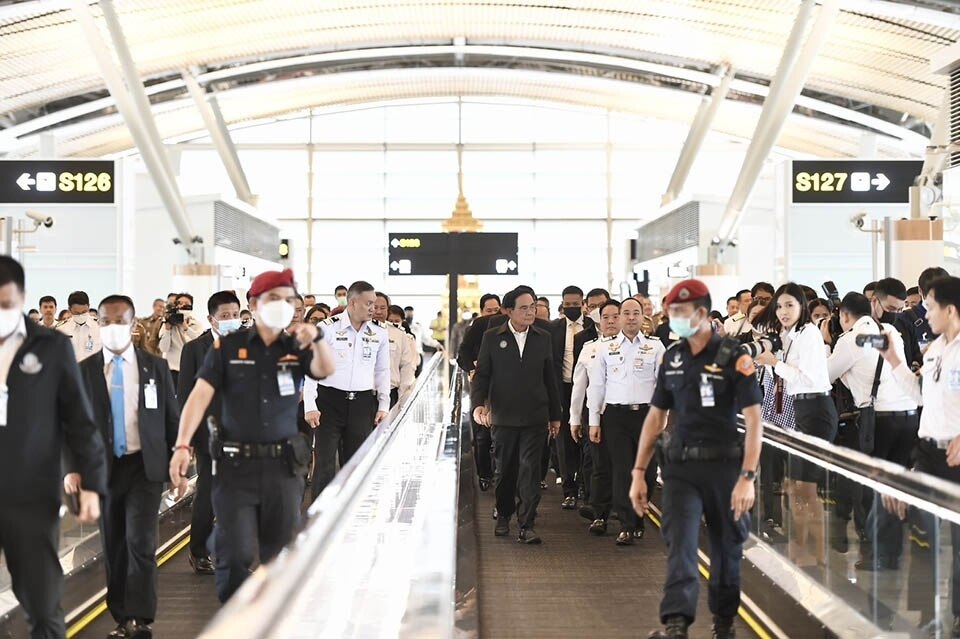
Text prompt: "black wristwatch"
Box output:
[[312, 327, 325, 343], [739, 469, 756, 481]]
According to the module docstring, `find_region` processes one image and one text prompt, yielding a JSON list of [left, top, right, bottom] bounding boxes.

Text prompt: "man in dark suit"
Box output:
[[67, 295, 179, 639], [0, 257, 106, 639], [471, 287, 561, 544], [547, 285, 596, 509], [177, 290, 243, 575], [457, 288, 551, 373]]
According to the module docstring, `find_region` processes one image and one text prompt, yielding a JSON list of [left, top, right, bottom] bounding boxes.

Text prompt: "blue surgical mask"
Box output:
[[669, 315, 701, 339], [217, 319, 242, 336]]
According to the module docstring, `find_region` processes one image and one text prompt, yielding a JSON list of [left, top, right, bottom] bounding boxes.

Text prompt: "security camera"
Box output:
[[850, 211, 867, 230], [25, 210, 53, 228]]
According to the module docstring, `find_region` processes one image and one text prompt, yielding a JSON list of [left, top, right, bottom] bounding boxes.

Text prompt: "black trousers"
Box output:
[[212, 458, 303, 602], [912, 440, 960, 616], [390, 387, 399, 408], [602, 405, 655, 531], [313, 386, 377, 500], [558, 382, 581, 498], [101, 452, 164, 624], [190, 452, 215, 559], [492, 424, 547, 529], [590, 435, 613, 518], [472, 412, 493, 480], [0, 502, 64, 639], [789, 395, 838, 482]]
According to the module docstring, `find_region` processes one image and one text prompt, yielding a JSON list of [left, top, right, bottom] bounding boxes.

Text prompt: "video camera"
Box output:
[[165, 304, 185, 327], [739, 332, 783, 359], [820, 281, 844, 337]]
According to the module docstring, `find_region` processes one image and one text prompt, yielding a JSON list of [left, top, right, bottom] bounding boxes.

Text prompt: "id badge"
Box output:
[[362, 345, 372, 361], [699, 376, 715, 407], [278, 369, 296, 396], [0, 385, 7, 427], [949, 369, 960, 391], [633, 357, 644, 373], [85, 335, 94, 352], [144, 380, 158, 410]]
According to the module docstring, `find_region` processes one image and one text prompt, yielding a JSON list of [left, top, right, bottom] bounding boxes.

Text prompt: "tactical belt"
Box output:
[[665, 444, 743, 463], [219, 441, 287, 460]]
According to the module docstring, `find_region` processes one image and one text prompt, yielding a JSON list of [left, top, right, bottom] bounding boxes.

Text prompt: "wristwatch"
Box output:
[[739, 469, 756, 481], [312, 327, 325, 343]]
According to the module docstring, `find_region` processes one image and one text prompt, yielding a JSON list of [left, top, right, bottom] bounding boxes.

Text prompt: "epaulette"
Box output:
[[320, 316, 340, 326], [730, 312, 745, 322], [665, 339, 683, 352], [372, 319, 384, 327]]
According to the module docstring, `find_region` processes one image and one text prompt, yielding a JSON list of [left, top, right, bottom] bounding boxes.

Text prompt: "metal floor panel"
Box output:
[[72, 541, 220, 639], [475, 480, 757, 639]]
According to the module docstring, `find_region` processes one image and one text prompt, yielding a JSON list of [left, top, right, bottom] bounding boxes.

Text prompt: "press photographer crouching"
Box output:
[[825, 292, 918, 570]]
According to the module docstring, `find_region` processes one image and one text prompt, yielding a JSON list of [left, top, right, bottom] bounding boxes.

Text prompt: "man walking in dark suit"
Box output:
[[177, 290, 243, 575], [66, 295, 179, 639], [472, 287, 562, 544], [548, 285, 596, 509]]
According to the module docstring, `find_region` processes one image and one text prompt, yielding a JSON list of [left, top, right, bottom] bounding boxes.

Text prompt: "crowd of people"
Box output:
[[2, 251, 957, 639]]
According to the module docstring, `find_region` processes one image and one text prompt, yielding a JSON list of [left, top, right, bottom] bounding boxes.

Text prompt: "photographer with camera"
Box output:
[[753, 282, 837, 567], [158, 293, 202, 386], [825, 292, 918, 569]]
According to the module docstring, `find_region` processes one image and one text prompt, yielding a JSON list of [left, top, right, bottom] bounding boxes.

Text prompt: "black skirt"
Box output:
[[787, 395, 838, 483]]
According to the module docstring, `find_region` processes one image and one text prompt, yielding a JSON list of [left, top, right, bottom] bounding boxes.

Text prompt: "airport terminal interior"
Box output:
[[3, 0, 960, 638]]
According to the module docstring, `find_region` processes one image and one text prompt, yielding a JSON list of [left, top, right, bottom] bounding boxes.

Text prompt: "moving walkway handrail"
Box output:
[[197, 352, 445, 639], [745, 417, 960, 526]]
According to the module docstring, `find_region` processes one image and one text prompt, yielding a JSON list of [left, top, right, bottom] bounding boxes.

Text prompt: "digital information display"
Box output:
[[387, 232, 519, 276], [791, 160, 922, 205], [0, 160, 116, 205]]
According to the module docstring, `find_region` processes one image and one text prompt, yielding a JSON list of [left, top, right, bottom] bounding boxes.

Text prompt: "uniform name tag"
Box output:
[[699, 376, 715, 407], [144, 379, 158, 410], [949, 369, 960, 391], [85, 335, 94, 352], [277, 369, 296, 396], [633, 358, 644, 372], [0, 384, 7, 427], [362, 345, 372, 360]]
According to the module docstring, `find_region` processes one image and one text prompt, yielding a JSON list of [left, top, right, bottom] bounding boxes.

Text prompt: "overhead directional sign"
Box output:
[[0, 160, 116, 205], [387, 232, 519, 276], [791, 160, 922, 205]]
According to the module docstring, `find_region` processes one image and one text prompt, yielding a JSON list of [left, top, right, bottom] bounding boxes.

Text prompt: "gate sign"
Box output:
[[388, 232, 519, 276], [0, 160, 116, 205], [791, 160, 922, 205]]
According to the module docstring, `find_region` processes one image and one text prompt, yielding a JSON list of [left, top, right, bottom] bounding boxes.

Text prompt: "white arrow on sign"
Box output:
[[871, 173, 890, 191], [16, 173, 35, 191], [390, 261, 400, 271], [390, 238, 400, 248]]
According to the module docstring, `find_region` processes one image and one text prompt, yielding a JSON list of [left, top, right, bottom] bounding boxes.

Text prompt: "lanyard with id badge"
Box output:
[[144, 379, 159, 410], [699, 374, 715, 407], [277, 363, 297, 397]]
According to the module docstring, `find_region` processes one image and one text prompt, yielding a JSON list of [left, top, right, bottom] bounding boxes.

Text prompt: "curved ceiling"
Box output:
[[0, 0, 956, 157]]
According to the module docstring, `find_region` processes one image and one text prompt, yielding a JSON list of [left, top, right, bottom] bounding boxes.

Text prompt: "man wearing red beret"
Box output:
[[629, 279, 763, 639], [169, 268, 335, 602]]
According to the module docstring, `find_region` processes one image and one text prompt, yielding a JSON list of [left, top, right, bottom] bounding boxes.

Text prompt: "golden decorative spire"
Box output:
[[442, 143, 482, 233]]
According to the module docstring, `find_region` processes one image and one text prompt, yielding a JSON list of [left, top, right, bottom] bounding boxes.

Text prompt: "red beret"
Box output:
[[249, 268, 295, 298], [664, 279, 710, 306]]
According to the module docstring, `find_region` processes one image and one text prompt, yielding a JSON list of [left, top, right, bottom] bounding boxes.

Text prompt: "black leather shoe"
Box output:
[[648, 615, 689, 639], [589, 518, 607, 535], [616, 530, 634, 546], [636, 519, 645, 539], [109, 620, 153, 639], [578, 504, 596, 520], [711, 615, 736, 639], [492, 507, 498, 520], [561, 496, 577, 510], [478, 477, 492, 492], [107, 623, 129, 639], [188, 553, 215, 575], [494, 518, 510, 537], [518, 527, 542, 544], [540, 481, 548, 490]]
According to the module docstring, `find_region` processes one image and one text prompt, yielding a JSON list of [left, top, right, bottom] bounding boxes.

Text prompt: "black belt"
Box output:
[[665, 445, 743, 463], [875, 409, 918, 417], [607, 403, 649, 411], [794, 392, 830, 400], [220, 441, 287, 460], [322, 387, 375, 401], [920, 437, 952, 451]]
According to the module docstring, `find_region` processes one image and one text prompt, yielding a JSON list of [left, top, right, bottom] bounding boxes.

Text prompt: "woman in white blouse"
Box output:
[[754, 283, 838, 566]]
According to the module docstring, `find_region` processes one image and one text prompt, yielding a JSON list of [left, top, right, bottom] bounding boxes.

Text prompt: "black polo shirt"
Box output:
[[651, 333, 762, 445], [198, 329, 313, 443]]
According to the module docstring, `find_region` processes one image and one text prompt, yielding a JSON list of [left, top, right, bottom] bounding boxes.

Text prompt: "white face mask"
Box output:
[[0, 308, 22, 338], [216, 318, 242, 336], [101, 324, 132, 352], [588, 308, 601, 324], [256, 300, 295, 331], [72, 313, 87, 326]]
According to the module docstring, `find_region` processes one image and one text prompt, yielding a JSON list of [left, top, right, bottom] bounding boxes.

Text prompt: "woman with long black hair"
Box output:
[[753, 282, 838, 565]]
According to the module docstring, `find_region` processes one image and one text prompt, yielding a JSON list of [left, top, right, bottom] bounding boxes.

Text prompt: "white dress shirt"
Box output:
[[57, 317, 102, 362], [827, 316, 916, 411], [508, 321, 529, 357], [158, 316, 202, 372], [724, 313, 752, 337], [306, 315, 391, 412], [892, 333, 960, 440], [103, 344, 141, 454], [569, 336, 612, 428], [774, 323, 832, 395], [0, 316, 27, 387], [586, 332, 665, 426], [562, 316, 584, 383], [386, 322, 416, 402]]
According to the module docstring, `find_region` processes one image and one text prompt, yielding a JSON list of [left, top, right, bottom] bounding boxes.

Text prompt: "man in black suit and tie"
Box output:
[[547, 285, 596, 509], [177, 290, 243, 575], [65, 295, 179, 639], [472, 287, 561, 544]]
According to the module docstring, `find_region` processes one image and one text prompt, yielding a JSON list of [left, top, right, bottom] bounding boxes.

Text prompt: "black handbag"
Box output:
[[855, 351, 884, 454]]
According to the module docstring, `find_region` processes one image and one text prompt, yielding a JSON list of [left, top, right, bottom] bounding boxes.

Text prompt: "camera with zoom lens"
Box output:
[[739, 333, 783, 358], [165, 304, 185, 326], [855, 334, 888, 350]]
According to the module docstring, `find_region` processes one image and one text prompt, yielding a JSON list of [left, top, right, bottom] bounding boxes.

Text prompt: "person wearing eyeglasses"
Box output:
[[880, 274, 960, 636]]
